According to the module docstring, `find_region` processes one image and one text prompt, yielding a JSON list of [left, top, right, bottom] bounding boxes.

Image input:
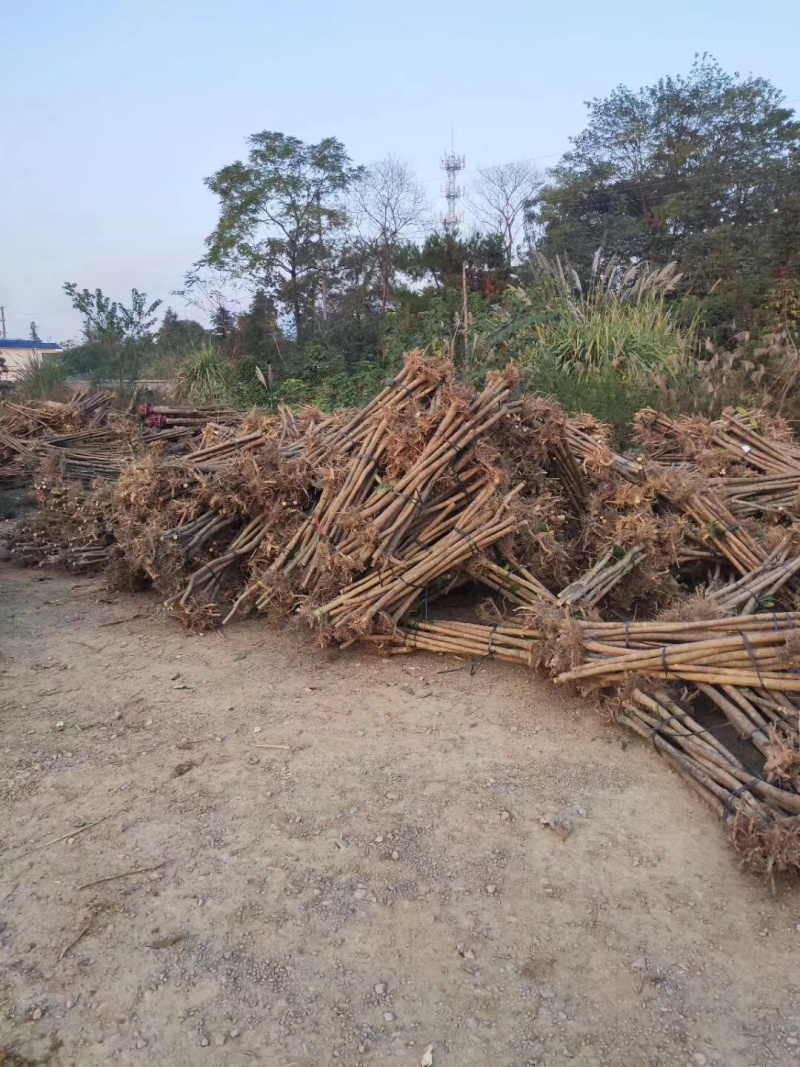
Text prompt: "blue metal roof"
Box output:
[[0, 339, 63, 350]]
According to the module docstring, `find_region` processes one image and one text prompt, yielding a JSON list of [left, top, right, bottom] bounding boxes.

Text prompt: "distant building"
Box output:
[[0, 339, 64, 378]]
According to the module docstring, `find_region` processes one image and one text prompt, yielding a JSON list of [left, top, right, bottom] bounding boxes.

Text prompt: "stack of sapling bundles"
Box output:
[[9, 354, 800, 878]]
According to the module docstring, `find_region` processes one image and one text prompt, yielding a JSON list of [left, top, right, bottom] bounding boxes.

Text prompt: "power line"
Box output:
[[415, 93, 800, 189], [420, 141, 800, 200]]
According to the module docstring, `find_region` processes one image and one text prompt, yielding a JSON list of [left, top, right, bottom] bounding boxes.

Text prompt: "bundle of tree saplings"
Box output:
[[375, 612, 800, 878], [0, 386, 208, 489], [552, 612, 800, 877], [0, 389, 110, 486], [136, 402, 241, 430]]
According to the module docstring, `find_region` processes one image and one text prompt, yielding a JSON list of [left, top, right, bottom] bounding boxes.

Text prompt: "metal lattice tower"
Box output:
[[441, 140, 465, 235]]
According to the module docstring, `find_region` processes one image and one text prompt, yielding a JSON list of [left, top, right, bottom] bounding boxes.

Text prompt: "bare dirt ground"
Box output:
[[1, 564, 799, 1067]]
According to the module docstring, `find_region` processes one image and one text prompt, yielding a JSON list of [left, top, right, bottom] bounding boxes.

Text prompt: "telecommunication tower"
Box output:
[[441, 138, 465, 235]]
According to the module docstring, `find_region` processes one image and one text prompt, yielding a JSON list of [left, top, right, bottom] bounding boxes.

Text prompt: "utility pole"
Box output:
[[462, 262, 470, 372], [0, 306, 6, 339]]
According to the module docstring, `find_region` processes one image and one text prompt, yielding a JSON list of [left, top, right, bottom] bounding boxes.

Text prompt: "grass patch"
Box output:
[[14, 354, 68, 399]]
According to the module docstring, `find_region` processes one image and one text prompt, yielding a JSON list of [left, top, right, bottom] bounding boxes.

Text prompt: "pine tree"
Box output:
[[242, 290, 277, 363]]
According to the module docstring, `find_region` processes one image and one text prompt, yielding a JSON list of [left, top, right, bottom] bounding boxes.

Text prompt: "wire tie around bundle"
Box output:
[[377, 483, 425, 516], [487, 624, 498, 659], [452, 473, 475, 501], [411, 537, 434, 555], [453, 525, 481, 555], [434, 428, 466, 456], [388, 378, 415, 402], [744, 723, 769, 743], [397, 573, 426, 592], [649, 710, 688, 747], [740, 631, 765, 689], [661, 646, 674, 677], [355, 451, 380, 466], [729, 777, 761, 801], [649, 721, 671, 748]]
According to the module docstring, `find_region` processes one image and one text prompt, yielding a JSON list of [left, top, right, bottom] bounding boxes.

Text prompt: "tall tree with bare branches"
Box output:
[[469, 161, 542, 265], [351, 157, 429, 312]]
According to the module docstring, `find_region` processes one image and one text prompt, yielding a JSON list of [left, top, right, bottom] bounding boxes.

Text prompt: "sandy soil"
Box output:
[[1, 563, 799, 1067]]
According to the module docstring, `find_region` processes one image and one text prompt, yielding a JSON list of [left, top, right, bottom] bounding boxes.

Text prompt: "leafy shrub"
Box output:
[[523, 356, 698, 442], [273, 361, 387, 410]]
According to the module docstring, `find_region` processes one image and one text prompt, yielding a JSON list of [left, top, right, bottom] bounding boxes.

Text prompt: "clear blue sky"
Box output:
[[3, 0, 799, 342]]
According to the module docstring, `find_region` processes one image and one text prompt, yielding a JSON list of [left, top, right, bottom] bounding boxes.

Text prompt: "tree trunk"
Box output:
[[289, 256, 303, 345], [380, 241, 392, 314], [381, 262, 390, 314], [317, 191, 328, 325]]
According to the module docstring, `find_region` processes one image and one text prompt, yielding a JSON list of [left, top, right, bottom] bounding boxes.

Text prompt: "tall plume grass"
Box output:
[[522, 253, 697, 381], [14, 353, 68, 399], [174, 345, 230, 403]]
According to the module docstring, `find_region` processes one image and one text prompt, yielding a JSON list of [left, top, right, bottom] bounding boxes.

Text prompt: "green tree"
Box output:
[[538, 56, 800, 317], [401, 230, 509, 292], [211, 305, 238, 357], [63, 283, 162, 385], [29, 321, 41, 343], [241, 289, 278, 364], [203, 132, 361, 344], [157, 307, 209, 356]]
